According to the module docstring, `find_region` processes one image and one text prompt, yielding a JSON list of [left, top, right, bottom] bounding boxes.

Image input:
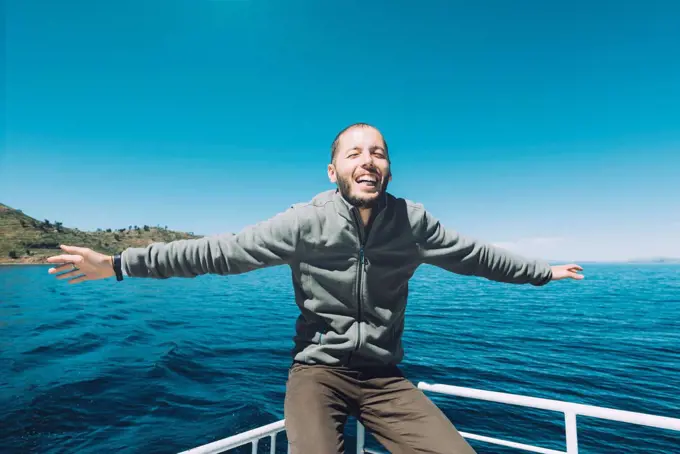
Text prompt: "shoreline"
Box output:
[[0, 262, 52, 266], [2, 261, 678, 267]]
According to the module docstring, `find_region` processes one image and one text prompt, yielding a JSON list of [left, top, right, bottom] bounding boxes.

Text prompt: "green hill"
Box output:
[[0, 203, 201, 264]]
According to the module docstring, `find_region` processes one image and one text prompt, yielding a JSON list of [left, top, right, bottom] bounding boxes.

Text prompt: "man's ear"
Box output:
[[327, 163, 337, 183]]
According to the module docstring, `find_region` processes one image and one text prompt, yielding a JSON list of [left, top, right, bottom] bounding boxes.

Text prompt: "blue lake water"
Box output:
[[1, 263, 678, 453]]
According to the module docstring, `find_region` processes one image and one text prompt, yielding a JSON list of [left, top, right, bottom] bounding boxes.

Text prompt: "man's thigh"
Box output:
[[359, 375, 477, 454], [283, 363, 359, 454]]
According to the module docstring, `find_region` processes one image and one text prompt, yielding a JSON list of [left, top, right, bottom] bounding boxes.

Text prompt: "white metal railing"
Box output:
[[416, 382, 680, 454], [179, 383, 680, 454], [178, 419, 287, 454]]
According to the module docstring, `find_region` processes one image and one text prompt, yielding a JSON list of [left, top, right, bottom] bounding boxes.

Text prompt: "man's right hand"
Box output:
[[47, 245, 116, 284]]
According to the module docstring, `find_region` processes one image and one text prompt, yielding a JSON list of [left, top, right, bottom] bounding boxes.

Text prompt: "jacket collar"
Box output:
[[333, 189, 388, 222]]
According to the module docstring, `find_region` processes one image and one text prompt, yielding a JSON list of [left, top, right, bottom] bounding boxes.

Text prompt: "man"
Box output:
[[47, 123, 583, 453]]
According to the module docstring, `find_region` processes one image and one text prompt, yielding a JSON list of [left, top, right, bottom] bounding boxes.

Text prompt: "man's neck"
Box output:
[[358, 208, 372, 226]]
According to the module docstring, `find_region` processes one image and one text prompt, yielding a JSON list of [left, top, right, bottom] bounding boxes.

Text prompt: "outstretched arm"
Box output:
[[47, 206, 301, 284], [417, 209, 583, 285]]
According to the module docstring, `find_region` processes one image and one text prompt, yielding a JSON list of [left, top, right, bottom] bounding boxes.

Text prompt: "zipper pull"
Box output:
[[360, 248, 368, 266]]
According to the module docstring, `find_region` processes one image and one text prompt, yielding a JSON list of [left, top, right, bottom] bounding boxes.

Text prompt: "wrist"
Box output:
[[112, 253, 124, 281]]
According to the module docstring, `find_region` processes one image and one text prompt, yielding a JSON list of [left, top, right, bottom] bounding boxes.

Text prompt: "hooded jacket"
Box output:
[[122, 190, 552, 367]]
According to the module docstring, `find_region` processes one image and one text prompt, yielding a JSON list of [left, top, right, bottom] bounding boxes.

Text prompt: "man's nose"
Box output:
[[358, 150, 375, 167]]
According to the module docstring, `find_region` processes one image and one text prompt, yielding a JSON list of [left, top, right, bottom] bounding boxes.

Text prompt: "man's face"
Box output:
[[328, 126, 391, 208]]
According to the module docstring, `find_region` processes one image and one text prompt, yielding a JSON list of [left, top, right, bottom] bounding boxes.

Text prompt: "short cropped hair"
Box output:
[[330, 123, 389, 163]]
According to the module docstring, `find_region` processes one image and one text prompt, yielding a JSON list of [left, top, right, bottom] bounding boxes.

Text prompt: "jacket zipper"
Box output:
[[355, 246, 365, 352], [352, 210, 366, 353]]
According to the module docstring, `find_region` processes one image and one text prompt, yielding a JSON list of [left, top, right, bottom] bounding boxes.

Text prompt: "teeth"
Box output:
[[356, 175, 377, 183]]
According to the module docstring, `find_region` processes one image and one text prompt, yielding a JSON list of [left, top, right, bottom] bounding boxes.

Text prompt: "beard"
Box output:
[[337, 172, 390, 208]]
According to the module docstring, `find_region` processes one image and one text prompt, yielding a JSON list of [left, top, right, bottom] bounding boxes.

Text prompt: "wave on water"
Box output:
[[1, 264, 678, 453]]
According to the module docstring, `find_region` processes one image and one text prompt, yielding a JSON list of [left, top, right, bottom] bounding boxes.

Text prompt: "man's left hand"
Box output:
[[550, 264, 584, 281], [550, 263, 583, 281]]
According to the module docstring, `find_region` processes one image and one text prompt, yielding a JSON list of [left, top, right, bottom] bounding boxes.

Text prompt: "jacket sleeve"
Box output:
[[121, 206, 300, 278], [416, 208, 553, 286]]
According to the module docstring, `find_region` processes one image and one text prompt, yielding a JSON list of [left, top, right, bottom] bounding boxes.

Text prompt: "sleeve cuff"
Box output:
[[534, 264, 553, 286]]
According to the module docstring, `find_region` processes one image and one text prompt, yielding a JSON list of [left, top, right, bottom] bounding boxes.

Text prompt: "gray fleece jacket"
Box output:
[[122, 190, 552, 367]]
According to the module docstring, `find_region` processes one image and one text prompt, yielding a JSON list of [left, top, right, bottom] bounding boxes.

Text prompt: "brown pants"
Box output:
[[284, 362, 477, 454]]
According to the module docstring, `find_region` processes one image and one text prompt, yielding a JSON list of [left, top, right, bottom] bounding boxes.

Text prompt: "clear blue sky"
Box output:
[[3, 0, 679, 261]]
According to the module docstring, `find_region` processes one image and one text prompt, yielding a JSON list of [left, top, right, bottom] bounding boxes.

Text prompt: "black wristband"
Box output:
[[113, 253, 124, 281]]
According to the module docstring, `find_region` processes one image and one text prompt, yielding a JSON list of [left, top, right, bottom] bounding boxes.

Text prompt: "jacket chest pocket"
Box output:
[[301, 256, 358, 308]]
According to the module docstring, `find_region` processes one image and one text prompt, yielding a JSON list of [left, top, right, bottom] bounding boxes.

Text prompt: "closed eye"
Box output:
[[371, 147, 386, 158], [346, 147, 361, 158]]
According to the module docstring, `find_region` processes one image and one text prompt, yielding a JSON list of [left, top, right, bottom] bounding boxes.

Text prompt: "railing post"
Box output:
[[251, 439, 259, 454], [270, 434, 276, 454], [356, 421, 365, 454], [565, 412, 578, 454]]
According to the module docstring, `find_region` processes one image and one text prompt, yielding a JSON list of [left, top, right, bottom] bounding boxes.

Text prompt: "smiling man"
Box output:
[[329, 123, 391, 221], [47, 122, 584, 453]]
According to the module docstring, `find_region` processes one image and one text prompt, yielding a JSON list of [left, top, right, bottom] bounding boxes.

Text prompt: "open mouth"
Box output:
[[355, 173, 379, 189]]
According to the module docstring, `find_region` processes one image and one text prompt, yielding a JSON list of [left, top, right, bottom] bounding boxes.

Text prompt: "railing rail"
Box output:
[[417, 382, 680, 431], [179, 419, 287, 454], [416, 382, 680, 454], [179, 382, 680, 454]]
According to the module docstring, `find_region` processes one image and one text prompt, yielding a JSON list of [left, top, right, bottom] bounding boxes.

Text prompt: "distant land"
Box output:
[[1, 202, 678, 265], [624, 257, 680, 264], [555, 258, 680, 264], [0, 203, 201, 264]]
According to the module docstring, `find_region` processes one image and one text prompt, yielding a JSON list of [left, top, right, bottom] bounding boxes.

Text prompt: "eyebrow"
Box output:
[[345, 145, 385, 154]]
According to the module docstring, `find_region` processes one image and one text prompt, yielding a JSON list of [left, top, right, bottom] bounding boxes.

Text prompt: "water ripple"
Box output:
[[0, 264, 678, 453]]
